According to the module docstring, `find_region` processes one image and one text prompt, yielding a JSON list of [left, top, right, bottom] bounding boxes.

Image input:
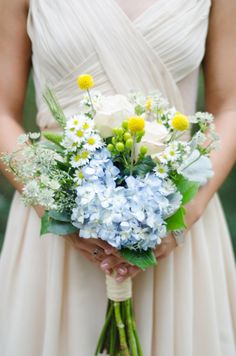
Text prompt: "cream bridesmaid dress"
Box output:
[[0, 0, 235, 355]]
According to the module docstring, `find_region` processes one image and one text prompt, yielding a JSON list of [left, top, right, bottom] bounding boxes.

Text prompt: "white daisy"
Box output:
[[71, 128, 87, 145], [81, 118, 94, 132], [71, 150, 91, 168], [155, 152, 169, 164], [84, 134, 103, 151], [73, 169, 84, 186], [154, 164, 169, 178], [70, 154, 83, 168], [164, 146, 180, 162], [66, 114, 84, 132], [79, 150, 91, 165], [61, 136, 78, 152]]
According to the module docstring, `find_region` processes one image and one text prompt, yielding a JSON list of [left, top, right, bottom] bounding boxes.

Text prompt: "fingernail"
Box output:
[[116, 276, 124, 283], [105, 248, 113, 255], [101, 262, 109, 269], [118, 267, 127, 275]]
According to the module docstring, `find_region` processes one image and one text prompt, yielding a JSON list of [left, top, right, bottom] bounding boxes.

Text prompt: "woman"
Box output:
[[0, 0, 235, 355]]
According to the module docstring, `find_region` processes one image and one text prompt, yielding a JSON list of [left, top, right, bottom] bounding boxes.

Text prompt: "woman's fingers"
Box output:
[[155, 243, 167, 258], [116, 263, 129, 276], [65, 234, 142, 278], [94, 239, 121, 257], [100, 256, 126, 272], [154, 233, 177, 259], [65, 234, 123, 273], [72, 235, 121, 257], [116, 265, 141, 282]]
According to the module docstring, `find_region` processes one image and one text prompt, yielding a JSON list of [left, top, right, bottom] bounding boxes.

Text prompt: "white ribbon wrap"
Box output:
[[106, 275, 132, 302]]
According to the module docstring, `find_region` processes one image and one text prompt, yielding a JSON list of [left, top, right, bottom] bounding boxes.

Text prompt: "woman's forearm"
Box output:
[[0, 114, 25, 192]]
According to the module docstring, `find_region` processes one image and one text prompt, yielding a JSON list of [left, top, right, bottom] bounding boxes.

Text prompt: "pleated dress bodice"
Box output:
[[27, 0, 211, 129]]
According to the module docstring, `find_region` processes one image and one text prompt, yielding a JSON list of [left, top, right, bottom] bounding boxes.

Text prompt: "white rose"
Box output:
[[139, 121, 168, 156], [94, 95, 134, 138]]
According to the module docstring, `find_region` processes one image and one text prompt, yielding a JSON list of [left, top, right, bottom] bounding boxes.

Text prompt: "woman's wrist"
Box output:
[[34, 205, 45, 218], [184, 187, 210, 231]]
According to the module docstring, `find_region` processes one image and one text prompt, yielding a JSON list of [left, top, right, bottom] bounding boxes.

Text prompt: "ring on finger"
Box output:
[[92, 247, 104, 261]]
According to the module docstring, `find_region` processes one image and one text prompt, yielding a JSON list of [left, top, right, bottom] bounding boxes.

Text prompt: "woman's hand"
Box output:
[[113, 234, 177, 283], [34, 206, 129, 275], [65, 234, 127, 274], [154, 233, 177, 259]]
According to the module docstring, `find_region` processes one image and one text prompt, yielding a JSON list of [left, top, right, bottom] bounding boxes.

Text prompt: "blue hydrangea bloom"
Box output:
[[71, 148, 182, 250]]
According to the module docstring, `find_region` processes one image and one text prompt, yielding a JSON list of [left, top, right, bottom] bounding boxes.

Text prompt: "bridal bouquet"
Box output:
[[2, 74, 219, 355]]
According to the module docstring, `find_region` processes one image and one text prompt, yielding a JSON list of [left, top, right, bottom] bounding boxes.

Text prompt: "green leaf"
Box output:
[[40, 212, 78, 236], [43, 131, 63, 146], [132, 155, 156, 177], [43, 88, 67, 128], [40, 212, 51, 235], [121, 248, 157, 270], [48, 210, 71, 222], [173, 174, 199, 205], [135, 105, 145, 116], [165, 206, 186, 231]]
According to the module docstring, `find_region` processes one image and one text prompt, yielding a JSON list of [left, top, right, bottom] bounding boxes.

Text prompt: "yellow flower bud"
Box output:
[[77, 74, 94, 90], [128, 116, 145, 134], [145, 98, 153, 112], [171, 112, 189, 131]]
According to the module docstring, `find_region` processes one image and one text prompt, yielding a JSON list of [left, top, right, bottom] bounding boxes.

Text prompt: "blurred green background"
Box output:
[[0, 73, 236, 253]]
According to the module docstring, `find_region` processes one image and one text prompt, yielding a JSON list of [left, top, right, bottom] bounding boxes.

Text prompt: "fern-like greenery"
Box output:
[[43, 88, 67, 128]]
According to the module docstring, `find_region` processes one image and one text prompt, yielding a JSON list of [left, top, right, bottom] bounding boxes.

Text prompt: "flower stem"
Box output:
[[109, 312, 118, 356], [130, 299, 143, 356], [114, 302, 130, 356], [95, 301, 114, 355], [181, 152, 202, 171], [125, 300, 138, 355], [87, 89, 95, 115], [130, 134, 136, 176]]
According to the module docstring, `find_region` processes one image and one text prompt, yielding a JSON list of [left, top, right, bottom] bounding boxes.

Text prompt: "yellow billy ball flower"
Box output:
[[171, 112, 189, 131], [128, 116, 145, 134], [77, 74, 94, 90]]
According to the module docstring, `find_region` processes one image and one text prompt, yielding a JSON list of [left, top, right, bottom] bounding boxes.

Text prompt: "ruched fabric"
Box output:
[[0, 1, 235, 355]]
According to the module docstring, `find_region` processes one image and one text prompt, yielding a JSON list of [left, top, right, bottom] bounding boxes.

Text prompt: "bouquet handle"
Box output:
[[95, 275, 143, 356]]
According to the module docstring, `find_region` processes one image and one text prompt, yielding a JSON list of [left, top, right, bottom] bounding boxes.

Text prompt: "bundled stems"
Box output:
[[95, 298, 143, 356], [114, 302, 130, 355]]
